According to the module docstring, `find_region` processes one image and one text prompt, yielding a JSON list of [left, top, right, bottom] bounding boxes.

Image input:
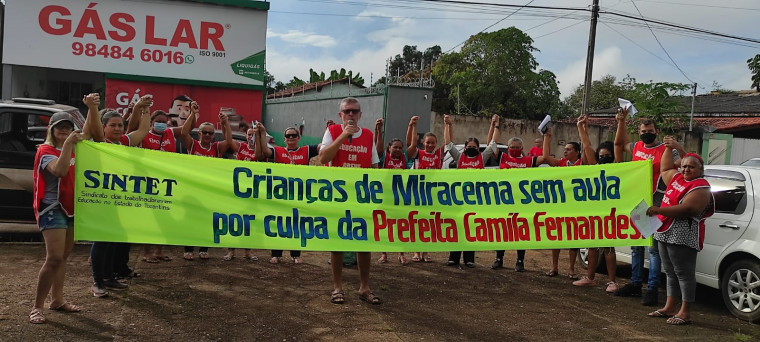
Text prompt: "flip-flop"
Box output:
[[358, 292, 381, 305], [159, 256, 172, 262], [545, 270, 558, 277], [29, 309, 45, 324], [49, 302, 81, 313], [647, 310, 671, 318], [330, 291, 345, 304], [411, 256, 421, 262], [183, 252, 194, 261], [142, 257, 159, 264], [423, 256, 432, 263], [568, 273, 579, 280], [667, 316, 691, 325]]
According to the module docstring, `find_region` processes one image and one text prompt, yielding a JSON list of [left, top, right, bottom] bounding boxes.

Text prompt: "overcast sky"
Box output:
[[265, 0, 759, 98]]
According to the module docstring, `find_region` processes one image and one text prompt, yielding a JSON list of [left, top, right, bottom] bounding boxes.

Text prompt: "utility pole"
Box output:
[[689, 82, 697, 131], [581, 0, 600, 116]]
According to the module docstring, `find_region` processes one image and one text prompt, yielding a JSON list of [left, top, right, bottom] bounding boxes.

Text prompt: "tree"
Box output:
[[748, 54, 760, 92], [264, 70, 276, 93], [624, 81, 690, 134], [307, 68, 365, 86], [563, 74, 634, 116], [432, 27, 561, 119]]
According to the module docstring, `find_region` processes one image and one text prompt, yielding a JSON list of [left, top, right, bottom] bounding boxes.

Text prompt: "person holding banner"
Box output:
[[405, 114, 454, 262], [127, 109, 178, 264], [319, 97, 381, 305], [378, 129, 411, 265], [645, 150, 714, 325], [87, 97, 153, 296], [445, 114, 499, 268], [541, 127, 582, 279], [488, 114, 550, 272], [571, 115, 622, 293], [267, 126, 321, 264], [613, 108, 682, 306], [29, 94, 100, 324]]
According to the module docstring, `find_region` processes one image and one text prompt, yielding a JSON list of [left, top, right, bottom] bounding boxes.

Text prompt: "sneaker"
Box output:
[[641, 289, 658, 306], [103, 278, 129, 290], [465, 262, 475, 268], [605, 281, 619, 293], [491, 258, 503, 269], [514, 260, 525, 272], [91, 283, 109, 298], [572, 276, 596, 287], [613, 283, 641, 297], [446, 260, 458, 267]]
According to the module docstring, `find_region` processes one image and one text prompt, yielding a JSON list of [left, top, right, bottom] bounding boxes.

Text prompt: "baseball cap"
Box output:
[[49, 112, 76, 129]]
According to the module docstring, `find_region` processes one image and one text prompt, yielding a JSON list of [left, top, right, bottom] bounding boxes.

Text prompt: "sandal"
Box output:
[[358, 291, 382, 305], [183, 252, 194, 261], [568, 273, 579, 280], [142, 256, 160, 264], [378, 254, 387, 263], [330, 291, 345, 304], [223, 253, 234, 261], [666, 316, 692, 325], [29, 309, 45, 324], [423, 256, 432, 263], [398, 255, 408, 265], [545, 270, 559, 277], [199, 252, 209, 259], [647, 310, 671, 318], [159, 255, 172, 262], [270, 257, 280, 264], [244, 254, 258, 261], [293, 257, 303, 264], [49, 302, 81, 313], [411, 255, 421, 262]]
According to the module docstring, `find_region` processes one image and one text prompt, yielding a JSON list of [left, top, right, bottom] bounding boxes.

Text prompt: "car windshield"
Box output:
[[740, 159, 760, 166]]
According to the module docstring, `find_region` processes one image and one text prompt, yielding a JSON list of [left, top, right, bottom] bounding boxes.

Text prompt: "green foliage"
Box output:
[[625, 81, 690, 134], [307, 68, 365, 86], [264, 70, 276, 93], [563, 74, 634, 116], [748, 54, 760, 92], [432, 27, 562, 120]]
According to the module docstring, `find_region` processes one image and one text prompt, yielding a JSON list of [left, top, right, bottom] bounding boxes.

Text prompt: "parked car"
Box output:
[[741, 158, 760, 167], [0, 98, 86, 222], [581, 164, 760, 323], [442, 143, 509, 169]]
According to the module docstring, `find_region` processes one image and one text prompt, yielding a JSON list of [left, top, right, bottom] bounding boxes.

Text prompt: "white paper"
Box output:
[[618, 98, 639, 117], [538, 115, 552, 134], [630, 199, 662, 238]]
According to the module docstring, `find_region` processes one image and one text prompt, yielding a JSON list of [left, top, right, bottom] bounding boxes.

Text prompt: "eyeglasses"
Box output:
[[284, 133, 299, 139], [508, 146, 522, 149], [200, 131, 214, 136], [341, 109, 360, 115]]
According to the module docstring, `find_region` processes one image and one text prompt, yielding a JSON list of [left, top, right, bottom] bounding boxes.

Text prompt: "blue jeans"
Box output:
[[631, 242, 660, 289]]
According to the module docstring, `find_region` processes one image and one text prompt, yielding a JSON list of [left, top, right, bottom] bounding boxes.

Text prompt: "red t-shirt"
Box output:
[[141, 129, 176, 152], [274, 146, 310, 165], [236, 142, 257, 161], [632, 141, 668, 192], [414, 148, 443, 169], [189, 140, 220, 158], [499, 153, 535, 169], [557, 157, 581, 167], [383, 152, 407, 169], [327, 124, 373, 168], [457, 153, 484, 169], [528, 146, 543, 157]]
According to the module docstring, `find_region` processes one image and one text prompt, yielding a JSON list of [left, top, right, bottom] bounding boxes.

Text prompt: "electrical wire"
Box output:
[[445, 0, 537, 53]]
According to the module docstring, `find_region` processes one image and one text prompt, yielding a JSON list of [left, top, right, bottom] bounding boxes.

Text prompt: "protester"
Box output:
[[645, 147, 714, 325], [86, 96, 152, 297], [541, 127, 582, 279], [488, 114, 550, 272], [377, 129, 410, 265], [127, 109, 178, 264], [445, 114, 499, 268], [571, 115, 622, 292], [178, 102, 237, 260], [528, 137, 543, 157], [613, 108, 682, 306], [319, 97, 381, 305], [28, 94, 100, 324], [405, 115, 454, 262], [266, 126, 321, 264]]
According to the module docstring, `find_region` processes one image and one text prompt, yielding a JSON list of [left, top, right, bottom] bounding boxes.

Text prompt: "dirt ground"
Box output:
[[1, 244, 759, 341]]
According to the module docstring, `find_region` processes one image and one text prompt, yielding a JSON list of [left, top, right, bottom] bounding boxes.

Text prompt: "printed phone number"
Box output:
[[71, 42, 191, 64]]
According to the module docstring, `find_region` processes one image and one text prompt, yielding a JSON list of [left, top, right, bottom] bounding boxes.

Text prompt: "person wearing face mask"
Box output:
[[405, 115, 455, 262], [445, 115, 499, 268], [540, 125, 583, 279], [613, 108, 683, 306], [127, 110, 179, 264], [488, 115, 551, 272], [570, 115, 622, 292]]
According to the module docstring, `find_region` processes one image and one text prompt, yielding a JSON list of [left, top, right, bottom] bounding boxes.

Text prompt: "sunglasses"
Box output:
[[200, 131, 214, 136], [284, 133, 299, 139], [341, 109, 360, 114]]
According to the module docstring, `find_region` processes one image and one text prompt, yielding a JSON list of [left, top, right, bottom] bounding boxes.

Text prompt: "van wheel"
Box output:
[[721, 260, 760, 323]]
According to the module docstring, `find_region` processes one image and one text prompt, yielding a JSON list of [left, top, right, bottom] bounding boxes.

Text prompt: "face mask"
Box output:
[[465, 147, 479, 157], [153, 122, 167, 133], [640, 132, 657, 144], [509, 149, 522, 158], [598, 155, 614, 164]]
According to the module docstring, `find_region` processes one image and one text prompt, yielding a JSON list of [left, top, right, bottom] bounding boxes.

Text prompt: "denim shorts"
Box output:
[[38, 206, 74, 231]]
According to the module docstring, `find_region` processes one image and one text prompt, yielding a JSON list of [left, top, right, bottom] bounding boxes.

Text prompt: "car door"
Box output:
[[697, 168, 753, 278]]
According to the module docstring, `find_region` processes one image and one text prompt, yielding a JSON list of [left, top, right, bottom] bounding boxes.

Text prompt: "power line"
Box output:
[[445, 0, 537, 53], [534, 20, 586, 39], [630, 0, 694, 83], [631, 0, 760, 12]]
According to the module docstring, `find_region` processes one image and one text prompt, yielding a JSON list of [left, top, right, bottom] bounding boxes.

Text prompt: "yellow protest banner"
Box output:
[[74, 141, 652, 251]]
